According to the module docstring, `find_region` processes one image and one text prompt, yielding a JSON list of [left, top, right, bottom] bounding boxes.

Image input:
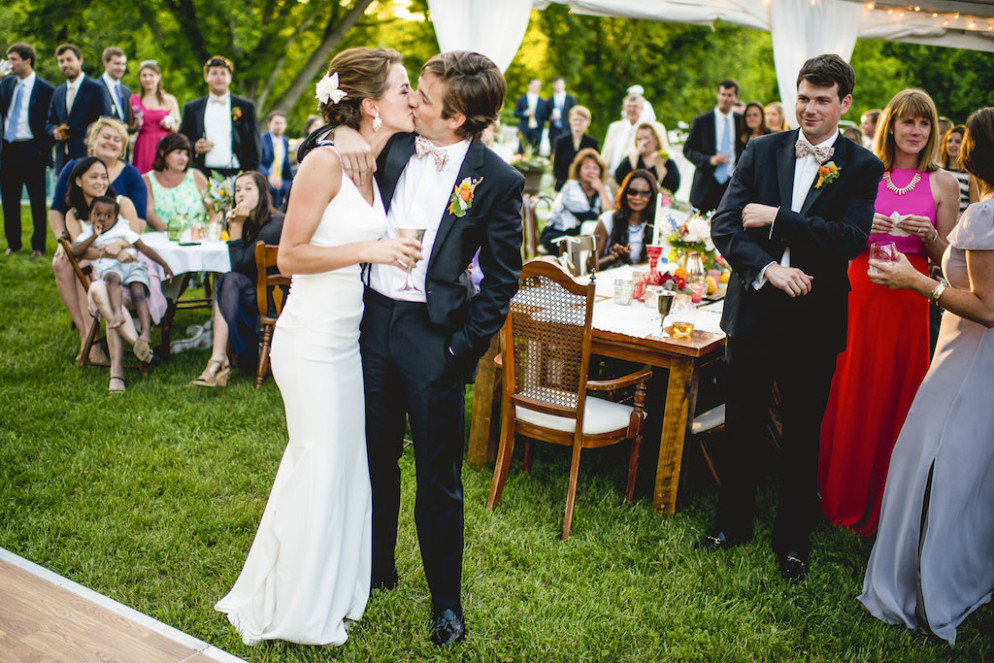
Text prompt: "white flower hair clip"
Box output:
[[315, 72, 347, 105]]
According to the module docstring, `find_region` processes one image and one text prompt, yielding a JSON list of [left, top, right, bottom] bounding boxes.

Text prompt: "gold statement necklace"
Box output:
[[883, 171, 921, 196]]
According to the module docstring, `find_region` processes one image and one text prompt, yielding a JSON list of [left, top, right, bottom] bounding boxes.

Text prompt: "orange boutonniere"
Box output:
[[815, 161, 840, 189], [231, 106, 242, 122], [448, 177, 482, 218]]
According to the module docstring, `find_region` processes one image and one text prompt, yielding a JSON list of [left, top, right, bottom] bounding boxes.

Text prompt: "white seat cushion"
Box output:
[[515, 395, 633, 435], [692, 404, 725, 434]]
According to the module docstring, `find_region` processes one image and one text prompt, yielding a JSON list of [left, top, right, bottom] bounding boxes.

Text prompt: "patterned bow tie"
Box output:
[[415, 136, 449, 171], [209, 96, 228, 105], [795, 139, 834, 163]]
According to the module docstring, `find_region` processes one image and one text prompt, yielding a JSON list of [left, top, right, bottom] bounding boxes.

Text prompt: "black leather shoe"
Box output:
[[430, 608, 466, 647], [778, 550, 809, 582], [693, 530, 745, 552]]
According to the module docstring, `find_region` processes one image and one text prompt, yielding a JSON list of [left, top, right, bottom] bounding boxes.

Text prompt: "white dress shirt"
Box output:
[[204, 93, 238, 169], [101, 72, 126, 119], [4, 72, 35, 140], [754, 131, 840, 288], [603, 119, 639, 173], [369, 139, 472, 302], [713, 106, 737, 173], [551, 92, 566, 125], [65, 73, 84, 114], [526, 92, 539, 129]]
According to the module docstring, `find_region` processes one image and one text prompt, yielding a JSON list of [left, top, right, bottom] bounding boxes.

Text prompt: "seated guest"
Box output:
[[941, 125, 969, 213], [614, 122, 679, 196], [594, 170, 657, 269], [860, 106, 994, 645], [192, 171, 284, 387], [261, 110, 293, 210], [764, 101, 789, 132], [144, 133, 213, 232], [539, 148, 612, 255], [551, 105, 597, 191], [739, 101, 771, 149], [49, 117, 149, 362]]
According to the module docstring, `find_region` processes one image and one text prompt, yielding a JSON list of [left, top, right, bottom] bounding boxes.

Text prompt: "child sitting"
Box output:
[[72, 196, 174, 362]]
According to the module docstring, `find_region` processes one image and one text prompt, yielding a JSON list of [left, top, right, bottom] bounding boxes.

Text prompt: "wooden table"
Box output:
[[468, 267, 726, 514]]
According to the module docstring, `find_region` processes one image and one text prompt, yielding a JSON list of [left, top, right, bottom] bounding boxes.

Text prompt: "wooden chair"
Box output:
[[58, 237, 149, 376], [254, 241, 292, 388], [486, 259, 652, 539], [521, 193, 554, 260]]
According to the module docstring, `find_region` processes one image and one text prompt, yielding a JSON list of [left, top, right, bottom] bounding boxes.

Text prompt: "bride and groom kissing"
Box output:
[[213, 48, 525, 648]]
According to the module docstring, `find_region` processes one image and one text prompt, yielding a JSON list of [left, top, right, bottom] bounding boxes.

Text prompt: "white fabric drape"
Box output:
[[428, 0, 534, 72], [769, 0, 863, 128]]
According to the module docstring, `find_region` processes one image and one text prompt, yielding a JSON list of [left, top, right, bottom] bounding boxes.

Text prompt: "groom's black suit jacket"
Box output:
[[376, 133, 525, 368], [711, 129, 883, 352]]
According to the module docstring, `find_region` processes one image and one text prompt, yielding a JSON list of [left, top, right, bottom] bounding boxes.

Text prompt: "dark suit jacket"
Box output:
[[46, 75, 114, 165], [551, 132, 598, 191], [376, 134, 524, 368], [178, 95, 261, 172], [0, 74, 54, 163], [514, 94, 549, 143], [545, 92, 577, 145], [260, 132, 293, 182], [683, 109, 744, 209], [97, 75, 132, 125], [711, 129, 883, 352]]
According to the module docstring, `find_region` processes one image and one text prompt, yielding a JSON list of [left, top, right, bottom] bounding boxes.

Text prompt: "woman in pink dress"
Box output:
[[131, 61, 180, 174]]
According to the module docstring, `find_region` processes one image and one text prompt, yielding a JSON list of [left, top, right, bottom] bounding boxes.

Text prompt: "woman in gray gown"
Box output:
[[860, 107, 994, 645]]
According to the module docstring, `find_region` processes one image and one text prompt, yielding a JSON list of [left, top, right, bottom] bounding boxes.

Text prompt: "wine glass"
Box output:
[[668, 293, 697, 338], [398, 228, 426, 292], [868, 241, 898, 276]]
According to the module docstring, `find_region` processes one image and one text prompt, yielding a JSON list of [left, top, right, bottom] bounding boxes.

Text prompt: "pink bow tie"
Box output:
[[415, 136, 449, 171], [795, 139, 833, 163]]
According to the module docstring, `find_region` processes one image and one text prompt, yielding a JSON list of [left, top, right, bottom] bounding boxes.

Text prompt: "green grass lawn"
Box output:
[[1, 215, 992, 662]]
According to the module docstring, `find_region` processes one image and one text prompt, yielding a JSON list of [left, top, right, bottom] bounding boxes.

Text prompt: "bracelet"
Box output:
[[924, 226, 939, 243], [929, 278, 947, 304]]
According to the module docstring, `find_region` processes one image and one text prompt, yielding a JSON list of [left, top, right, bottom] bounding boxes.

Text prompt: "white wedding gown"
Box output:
[[215, 161, 386, 646]]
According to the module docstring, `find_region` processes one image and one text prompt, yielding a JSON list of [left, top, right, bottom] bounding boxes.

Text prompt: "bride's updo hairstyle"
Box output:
[[317, 47, 404, 129]]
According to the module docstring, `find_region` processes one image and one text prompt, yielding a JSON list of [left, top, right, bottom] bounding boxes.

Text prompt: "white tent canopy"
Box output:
[[427, 0, 994, 126]]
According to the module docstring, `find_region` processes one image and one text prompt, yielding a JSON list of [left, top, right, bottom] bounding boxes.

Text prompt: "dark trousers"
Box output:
[[716, 330, 838, 558], [696, 177, 731, 213], [1, 140, 48, 252], [215, 272, 259, 371], [360, 288, 466, 614]]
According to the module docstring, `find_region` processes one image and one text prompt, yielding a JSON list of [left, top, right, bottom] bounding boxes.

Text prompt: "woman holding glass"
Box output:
[[860, 107, 994, 645], [594, 169, 656, 269], [614, 122, 678, 195], [130, 60, 181, 174], [818, 89, 959, 535]]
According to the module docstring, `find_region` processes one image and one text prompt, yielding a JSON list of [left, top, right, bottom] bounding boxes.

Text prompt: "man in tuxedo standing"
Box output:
[[698, 54, 883, 582], [601, 94, 644, 174], [335, 51, 523, 648], [1, 43, 54, 257], [46, 43, 113, 173], [179, 56, 260, 178], [260, 110, 293, 210], [513, 78, 548, 154], [683, 79, 743, 212], [545, 76, 576, 150], [98, 47, 131, 127]]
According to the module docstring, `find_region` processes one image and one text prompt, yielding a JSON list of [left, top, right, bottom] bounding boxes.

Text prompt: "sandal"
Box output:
[[108, 376, 127, 393], [190, 359, 231, 388], [133, 338, 152, 363]]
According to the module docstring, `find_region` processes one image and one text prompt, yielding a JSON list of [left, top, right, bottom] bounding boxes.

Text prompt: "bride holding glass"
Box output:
[[214, 47, 421, 646]]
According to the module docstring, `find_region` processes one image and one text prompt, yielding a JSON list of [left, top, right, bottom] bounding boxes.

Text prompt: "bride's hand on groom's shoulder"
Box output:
[[359, 236, 422, 268], [332, 126, 376, 188]]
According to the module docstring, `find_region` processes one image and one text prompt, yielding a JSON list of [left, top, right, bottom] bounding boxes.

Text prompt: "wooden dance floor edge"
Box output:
[[0, 547, 245, 663]]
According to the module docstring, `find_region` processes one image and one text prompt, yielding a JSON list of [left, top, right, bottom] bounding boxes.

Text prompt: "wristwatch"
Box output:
[[929, 278, 948, 304]]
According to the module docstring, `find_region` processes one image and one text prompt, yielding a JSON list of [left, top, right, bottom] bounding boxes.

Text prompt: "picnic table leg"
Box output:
[[468, 334, 500, 468], [653, 356, 701, 514]]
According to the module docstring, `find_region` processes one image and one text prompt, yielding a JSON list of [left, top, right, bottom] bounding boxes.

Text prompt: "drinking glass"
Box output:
[[669, 293, 697, 338], [398, 228, 426, 292], [657, 291, 676, 332], [868, 241, 898, 276], [613, 278, 634, 306]]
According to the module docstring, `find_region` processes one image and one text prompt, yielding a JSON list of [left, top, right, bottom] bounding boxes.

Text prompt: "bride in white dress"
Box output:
[[215, 47, 421, 647]]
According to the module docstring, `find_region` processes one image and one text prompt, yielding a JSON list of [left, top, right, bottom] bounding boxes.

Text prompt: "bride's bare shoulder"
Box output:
[[294, 145, 344, 202]]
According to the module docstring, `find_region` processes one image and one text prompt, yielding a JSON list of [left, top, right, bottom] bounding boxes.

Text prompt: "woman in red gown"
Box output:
[[818, 89, 960, 535]]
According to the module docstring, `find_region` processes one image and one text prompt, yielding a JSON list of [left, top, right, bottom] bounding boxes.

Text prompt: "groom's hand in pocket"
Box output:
[[332, 126, 376, 188]]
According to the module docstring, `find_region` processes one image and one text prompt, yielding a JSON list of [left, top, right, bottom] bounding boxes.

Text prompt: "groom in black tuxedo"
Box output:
[[341, 51, 523, 646], [698, 55, 883, 581]]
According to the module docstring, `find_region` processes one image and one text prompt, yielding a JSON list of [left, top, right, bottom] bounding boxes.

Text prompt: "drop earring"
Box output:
[[373, 112, 383, 132]]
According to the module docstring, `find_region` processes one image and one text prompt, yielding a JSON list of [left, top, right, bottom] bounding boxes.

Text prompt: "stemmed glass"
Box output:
[[398, 228, 426, 292]]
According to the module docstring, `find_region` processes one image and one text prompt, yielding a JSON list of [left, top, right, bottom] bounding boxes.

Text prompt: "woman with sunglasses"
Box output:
[[594, 170, 657, 269]]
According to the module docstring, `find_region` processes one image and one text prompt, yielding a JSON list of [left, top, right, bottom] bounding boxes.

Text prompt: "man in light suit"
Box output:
[[1, 43, 54, 257], [260, 110, 292, 210], [98, 47, 132, 127], [545, 76, 576, 149], [46, 43, 114, 173], [601, 94, 644, 174], [513, 78, 548, 154], [179, 55, 260, 178], [697, 55, 884, 582], [683, 78, 744, 212]]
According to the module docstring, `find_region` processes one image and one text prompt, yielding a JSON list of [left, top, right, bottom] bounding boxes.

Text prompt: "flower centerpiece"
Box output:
[[666, 210, 715, 266], [205, 171, 236, 217]]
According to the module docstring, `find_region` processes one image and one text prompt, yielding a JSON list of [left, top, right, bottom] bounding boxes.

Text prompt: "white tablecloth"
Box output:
[[141, 232, 231, 275]]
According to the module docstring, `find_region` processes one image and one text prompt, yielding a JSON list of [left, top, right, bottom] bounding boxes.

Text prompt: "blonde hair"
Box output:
[[568, 147, 608, 182], [765, 102, 789, 131], [872, 89, 941, 173], [85, 117, 129, 158], [318, 48, 404, 129], [569, 105, 591, 123], [634, 122, 664, 150]]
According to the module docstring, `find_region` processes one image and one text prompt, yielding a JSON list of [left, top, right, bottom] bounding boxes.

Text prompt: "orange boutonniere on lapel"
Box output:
[[815, 161, 840, 189], [448, 177, 482, 218], [231, 106, 242, 122]]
